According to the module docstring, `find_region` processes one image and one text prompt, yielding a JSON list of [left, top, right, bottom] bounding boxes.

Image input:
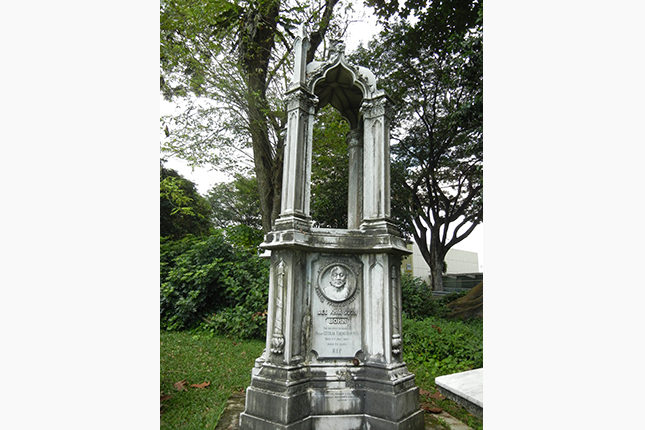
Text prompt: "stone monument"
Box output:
[[239, 27, 425, 430]]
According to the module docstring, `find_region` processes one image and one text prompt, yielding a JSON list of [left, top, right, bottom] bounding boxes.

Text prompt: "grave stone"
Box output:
[[239, 27, 425, 430]]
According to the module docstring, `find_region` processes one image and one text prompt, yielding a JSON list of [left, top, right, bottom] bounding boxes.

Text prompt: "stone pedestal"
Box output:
[[239, 230, 424, 430], [239, 28, 424, 430]]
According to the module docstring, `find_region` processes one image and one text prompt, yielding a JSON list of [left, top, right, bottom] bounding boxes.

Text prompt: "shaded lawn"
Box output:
[[160, 331, 264, 429], [160, 328, 482, 430]]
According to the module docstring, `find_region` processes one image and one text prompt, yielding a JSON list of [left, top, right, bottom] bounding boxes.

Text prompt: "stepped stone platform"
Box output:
[[435, 368, 483, 419], [214, 390, 474, 430]]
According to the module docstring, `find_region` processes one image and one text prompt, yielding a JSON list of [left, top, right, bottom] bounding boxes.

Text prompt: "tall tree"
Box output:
[[160, 0, 348, 233], [354, 1, 483, 291]]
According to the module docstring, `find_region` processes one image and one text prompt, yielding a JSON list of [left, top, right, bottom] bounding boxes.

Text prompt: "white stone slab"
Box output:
[[435, 368, 483, 408]]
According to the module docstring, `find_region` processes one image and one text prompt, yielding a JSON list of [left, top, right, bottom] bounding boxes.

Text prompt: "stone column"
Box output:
[[361, 253, 404, 363], [360, 92, 396, 233], [347, 128, 363, 229], [274, 25, 317, 232], [274, 89, 317, 231]]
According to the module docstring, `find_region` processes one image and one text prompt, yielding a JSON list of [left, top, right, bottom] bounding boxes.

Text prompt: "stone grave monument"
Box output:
[[239, 27, 425, 430]]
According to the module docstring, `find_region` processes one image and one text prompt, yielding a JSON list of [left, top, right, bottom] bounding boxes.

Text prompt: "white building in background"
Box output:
[[401, 242, 482, 290]]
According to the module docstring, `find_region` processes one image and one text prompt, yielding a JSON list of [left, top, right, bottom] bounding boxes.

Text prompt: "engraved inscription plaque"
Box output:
[[311, 256, 362, 359]]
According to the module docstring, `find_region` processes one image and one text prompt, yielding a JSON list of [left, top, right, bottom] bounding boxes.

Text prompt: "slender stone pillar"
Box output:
[[347, 128, 363, 229], [274, 26, 317, 232], [360, 93, 397, 233], [274, 88, 317, 232]]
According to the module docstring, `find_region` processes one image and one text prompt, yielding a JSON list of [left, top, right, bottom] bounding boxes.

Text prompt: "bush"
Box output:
[[401, 274, 474, 319], [402, 315, 483, 379], [400, 273, 435, 319], [223, 224, 265, 254], [200, 306, 267, 340], [160, 229, 270, 335]]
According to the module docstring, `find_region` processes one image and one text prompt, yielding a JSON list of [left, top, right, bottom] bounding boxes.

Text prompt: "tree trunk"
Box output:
[[239, 1, 281, 234], [249, 103, 279, 234], [306, 0, 341, 64], [428, 237, 445, 292], [240, 0, 340, 234]]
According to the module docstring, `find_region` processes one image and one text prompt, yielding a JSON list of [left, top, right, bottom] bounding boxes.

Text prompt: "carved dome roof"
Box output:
[[306, 42, 378, 129]]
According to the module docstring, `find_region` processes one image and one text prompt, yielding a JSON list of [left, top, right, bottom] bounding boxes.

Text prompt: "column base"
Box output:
[[239, 362, 425, 430], [273, 214, 312, 232]]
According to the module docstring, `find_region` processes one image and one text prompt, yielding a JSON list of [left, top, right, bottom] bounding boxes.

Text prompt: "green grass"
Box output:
[[408, 360, 484, 430], [161, 316, 483, 430], [404, 316, 484, 430], [160, 331, 264, 429]]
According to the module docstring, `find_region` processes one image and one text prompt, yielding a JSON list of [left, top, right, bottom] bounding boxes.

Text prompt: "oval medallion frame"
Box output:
[[317, 263, 357, 303]]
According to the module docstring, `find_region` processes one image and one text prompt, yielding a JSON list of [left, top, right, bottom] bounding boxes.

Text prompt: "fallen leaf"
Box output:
[[429, 391, 446, 400], [420, 402, 443, 414], [173, 379, 188, 391], [190, 381, 211, 389], [419, 388, 431, 396], [160, 395, 172, 402]]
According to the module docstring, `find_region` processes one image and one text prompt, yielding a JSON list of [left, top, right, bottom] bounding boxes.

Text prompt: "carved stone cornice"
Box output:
[[360, 94, 394, 121], [285, 88, 318, 112], [305, 53, 377, 100]]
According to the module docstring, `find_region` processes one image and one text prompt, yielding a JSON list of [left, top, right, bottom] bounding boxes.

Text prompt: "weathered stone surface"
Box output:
[[239, 27, 422, 430], [435, 368, 483, 419]]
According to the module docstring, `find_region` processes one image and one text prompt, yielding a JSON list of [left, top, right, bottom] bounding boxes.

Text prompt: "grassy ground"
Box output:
[[408, 360, 483, 430], [160, 330, 483, 430], [403, 316, 483, 430], [160, 331, 264, 429]]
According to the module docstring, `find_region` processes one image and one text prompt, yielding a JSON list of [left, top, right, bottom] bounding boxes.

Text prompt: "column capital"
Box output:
[[285, 87, 318, 112], [360, 93, 394, 121]]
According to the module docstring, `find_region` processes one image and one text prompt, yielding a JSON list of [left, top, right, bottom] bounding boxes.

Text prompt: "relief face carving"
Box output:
[[311, 256, 362, 359], [317, 264, 357, 304]]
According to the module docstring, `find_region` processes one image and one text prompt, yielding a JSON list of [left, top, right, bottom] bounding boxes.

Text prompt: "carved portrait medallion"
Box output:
[[317, 263, 357, 303]]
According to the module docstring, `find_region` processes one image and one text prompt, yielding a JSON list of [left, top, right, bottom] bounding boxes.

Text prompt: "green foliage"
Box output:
[[400, 273, 436, 319], [160, 230, 269, 335], [224, 224, 265, 254], [367, 0, 482, 58], [160, 163, 214, 239], [201, 306, 268, 340], [350, 4, 482, 291], [207, 174, 263, 230], [310, 105, 351, 228], [400, 274, 471, 319], [402, 315, 483, 380]]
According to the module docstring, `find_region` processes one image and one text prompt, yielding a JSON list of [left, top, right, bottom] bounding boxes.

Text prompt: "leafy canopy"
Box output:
[[351, 0, 482, 290], [160, 162, 214, 239], [160, 0, 355, 231]]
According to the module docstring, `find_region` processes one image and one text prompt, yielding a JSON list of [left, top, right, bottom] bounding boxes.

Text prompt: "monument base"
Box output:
[[240, 362, 425, 430], [239, 412, 425, 430]]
